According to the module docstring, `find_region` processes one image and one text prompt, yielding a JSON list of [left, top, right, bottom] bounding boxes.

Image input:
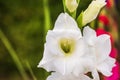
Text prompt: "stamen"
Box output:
[[60, 38, 75, 55]]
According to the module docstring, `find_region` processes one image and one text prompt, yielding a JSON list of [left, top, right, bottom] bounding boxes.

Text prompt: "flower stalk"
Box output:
[[0, 29, 28, 80], [43, 0, 51, 36]]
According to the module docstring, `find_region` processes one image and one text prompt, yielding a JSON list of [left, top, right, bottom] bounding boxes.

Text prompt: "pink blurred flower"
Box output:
[[99, 15, 109, 26], [110, 47, 117, 58], [106, 0, 112, 8]]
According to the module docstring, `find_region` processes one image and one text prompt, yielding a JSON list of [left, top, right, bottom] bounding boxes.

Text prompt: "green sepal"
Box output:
[[77, 11, 83, 29], [70, 10, 77, 19]]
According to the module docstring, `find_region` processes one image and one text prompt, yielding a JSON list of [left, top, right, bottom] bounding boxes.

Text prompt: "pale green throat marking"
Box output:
[[60, 38, 75, 55]]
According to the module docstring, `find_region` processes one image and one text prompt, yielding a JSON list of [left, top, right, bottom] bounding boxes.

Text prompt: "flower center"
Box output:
[[60, 38, 75, 55]]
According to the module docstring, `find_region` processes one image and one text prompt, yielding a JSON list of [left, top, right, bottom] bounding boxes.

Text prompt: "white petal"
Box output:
[[73, 38, 86, 57], [97, 57, 116, 76], [73, 57, 94, 77], [96, 34, 111, 62], [53, 57, 67, 75], [82, 0, 106, 25], [64, 57, 84, 76], [72, 42, 95, 76], [92, 69, 100, 80], [46, 31, 64, 56], [37, 44, 56, 72], [83, 26, 97, 46], [47, 72, 91, 80], [54, 13, 81, 33]]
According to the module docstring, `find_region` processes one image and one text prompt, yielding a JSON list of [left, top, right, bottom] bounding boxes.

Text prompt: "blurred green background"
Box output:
[[0, 0, 62, 80], [0, 0, 120, 80]]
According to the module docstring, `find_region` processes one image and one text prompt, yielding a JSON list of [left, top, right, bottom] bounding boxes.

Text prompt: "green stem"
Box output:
[[43, 0, 51, 36], [77, 0, 80, 4], [62, 0, 66, 12], [0, 29, 28, 80]]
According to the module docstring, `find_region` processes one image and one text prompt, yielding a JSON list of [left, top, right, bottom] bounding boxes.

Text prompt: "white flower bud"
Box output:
[[82, 0, 106, 26], [65, 0, 78, 12]]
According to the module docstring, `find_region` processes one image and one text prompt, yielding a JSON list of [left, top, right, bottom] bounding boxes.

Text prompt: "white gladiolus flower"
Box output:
[[38, 13, 92, 76], [82, 0, 106, 26], [47, 72, 91, 80], [65, 0, 78, 12], [83, 26, 116, 79]]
